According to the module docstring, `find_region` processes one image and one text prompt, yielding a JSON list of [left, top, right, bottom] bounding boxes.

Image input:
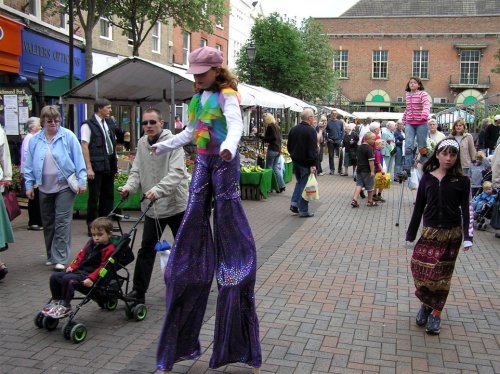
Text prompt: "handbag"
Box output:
[[47, 144, 79, 193], [301, 174, 319, 201], [3, 188, 21, 221], [66, 173, 79, 193], [390, 143, 397, 156], [490, 199, 500, 229]]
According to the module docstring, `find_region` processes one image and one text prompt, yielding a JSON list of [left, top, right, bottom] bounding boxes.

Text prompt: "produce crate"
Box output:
[[240, 184, 261, 200], [117, 158, 132, 172]]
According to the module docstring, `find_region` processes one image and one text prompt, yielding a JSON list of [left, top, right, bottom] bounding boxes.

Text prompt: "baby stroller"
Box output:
[[473, 171, 495, 230], [34, 197, 153, 343]]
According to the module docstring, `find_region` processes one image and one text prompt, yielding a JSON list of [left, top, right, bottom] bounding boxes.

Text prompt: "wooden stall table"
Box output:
[[240, 168, 273, 200]]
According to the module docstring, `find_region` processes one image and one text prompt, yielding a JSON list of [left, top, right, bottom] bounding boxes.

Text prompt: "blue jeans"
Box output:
[[291, 164, 310, 214], [394, 147, 404, 176], [404, 124, 428, 169], [266, 150, 285, 190]]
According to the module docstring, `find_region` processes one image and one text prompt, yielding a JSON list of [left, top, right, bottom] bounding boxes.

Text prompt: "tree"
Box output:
[[298, 18, 336, 101], [236, 13, 307, 97], [236, 13, 336, 101], [46, 0, 112, 79], [109, 0, 228, 57]]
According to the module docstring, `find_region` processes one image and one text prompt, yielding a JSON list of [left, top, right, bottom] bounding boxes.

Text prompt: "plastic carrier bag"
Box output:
[[301, 174, 319, 201], [155, 240, 171, 273], [408, 167, 421, 190]]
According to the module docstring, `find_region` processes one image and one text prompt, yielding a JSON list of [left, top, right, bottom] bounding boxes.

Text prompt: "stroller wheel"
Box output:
[[70, 323, 87, 343], [132, 304, 148, 321], [34, 312, 44, 328], [104, 299, 118, 311], [62, 321, 75, 340], [42, 316, 59, 331]]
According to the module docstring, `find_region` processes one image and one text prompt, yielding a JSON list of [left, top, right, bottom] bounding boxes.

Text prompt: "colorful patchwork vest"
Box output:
[[187, 88, 241, 155]]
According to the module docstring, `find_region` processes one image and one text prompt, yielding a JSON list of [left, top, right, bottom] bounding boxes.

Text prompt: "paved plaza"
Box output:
[[1, 173, 499, 374]]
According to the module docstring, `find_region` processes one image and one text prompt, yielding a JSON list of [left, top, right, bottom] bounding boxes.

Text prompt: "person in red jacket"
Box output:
[[42, 217, 115, 318]]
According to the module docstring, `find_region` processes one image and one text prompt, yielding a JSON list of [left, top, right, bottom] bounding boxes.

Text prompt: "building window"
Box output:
[[333, 50, 348, 78], [28, 0, 40, 17], [460, 50, 480, 85], [152, 22, 161, 53], [412, 50, 429, 79], [128, 31, 133, 47], [216, 44, 222, 51], [200, 38, 207, 48], [99, 17, 112, 40], [183, 32, 191, 65], [372, 50, 388, 79]]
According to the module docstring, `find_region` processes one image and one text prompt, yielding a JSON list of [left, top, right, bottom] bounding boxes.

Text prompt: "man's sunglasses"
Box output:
[[141, 120, 158, 126]]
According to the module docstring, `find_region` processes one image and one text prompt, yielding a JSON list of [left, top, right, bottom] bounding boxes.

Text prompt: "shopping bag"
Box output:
[[374, 173, 391, 189], [3, 189, 21, 221], [490, 199, 500, 229], [301, 174, 319, 201], [408, 167, 420, 190], [155, 240, 171, 273]]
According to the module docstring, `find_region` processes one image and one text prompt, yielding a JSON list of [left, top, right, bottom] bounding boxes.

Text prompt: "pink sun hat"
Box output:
[[186, 46, 224, 74]]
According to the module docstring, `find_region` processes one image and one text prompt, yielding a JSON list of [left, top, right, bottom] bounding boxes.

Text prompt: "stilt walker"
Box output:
[[153, 46, 262, 372]]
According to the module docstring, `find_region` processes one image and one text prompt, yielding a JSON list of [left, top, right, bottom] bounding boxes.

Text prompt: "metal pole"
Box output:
[[68, 0, 75, 131], [38, 66, 45, 112], [170, 74, 175, 132], [395, 171, 407, 227]]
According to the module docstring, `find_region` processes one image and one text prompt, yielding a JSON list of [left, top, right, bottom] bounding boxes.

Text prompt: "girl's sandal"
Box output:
[[367, 201, 378, 207], [351, 199, 359, 208]]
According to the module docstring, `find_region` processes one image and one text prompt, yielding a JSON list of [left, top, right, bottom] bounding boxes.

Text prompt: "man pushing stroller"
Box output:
[[42, 218, 115, 318]]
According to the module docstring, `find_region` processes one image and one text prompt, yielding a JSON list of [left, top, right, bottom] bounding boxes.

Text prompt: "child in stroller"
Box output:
[[35, 198, 153, 343], [42, 217, 115, 319], [473, 181, 497, 230]]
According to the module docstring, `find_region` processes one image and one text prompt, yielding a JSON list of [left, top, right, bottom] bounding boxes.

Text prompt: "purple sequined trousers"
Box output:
[[157, 153, 262, 371]]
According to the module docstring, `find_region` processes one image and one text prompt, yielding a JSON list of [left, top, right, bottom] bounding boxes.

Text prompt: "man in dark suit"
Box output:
[[81, 98, 117, 234]]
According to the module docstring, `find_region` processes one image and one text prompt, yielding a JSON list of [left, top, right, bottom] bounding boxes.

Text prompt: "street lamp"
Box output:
[[246, 43, 256, 84]]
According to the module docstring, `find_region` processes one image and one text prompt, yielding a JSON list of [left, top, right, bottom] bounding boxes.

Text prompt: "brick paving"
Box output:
[[1, 171, 499, 374]]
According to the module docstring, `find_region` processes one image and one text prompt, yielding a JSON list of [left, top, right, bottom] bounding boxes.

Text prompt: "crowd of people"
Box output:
[[2, 54, 500, 371]]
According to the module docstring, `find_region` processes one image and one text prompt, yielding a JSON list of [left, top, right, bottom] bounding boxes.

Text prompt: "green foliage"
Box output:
[[492, 41, 500, 75], [299, 18, 336, 101], [45, 0, 113, 78], [109, 0, 228, 56], [236, 13, 336, 101]]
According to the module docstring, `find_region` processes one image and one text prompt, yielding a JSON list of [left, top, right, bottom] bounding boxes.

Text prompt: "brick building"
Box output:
[[170, 1, 230, 68], [314, 0, 500, 114]]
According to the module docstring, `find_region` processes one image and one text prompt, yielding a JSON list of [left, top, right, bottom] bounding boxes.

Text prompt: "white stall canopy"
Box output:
[[353, 112, 404, 121], [62, 57, 196, 104], [323, 106, 354, 118]]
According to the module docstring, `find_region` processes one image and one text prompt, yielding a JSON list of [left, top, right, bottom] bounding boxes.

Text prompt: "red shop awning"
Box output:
[[0, 15, 23, 73]]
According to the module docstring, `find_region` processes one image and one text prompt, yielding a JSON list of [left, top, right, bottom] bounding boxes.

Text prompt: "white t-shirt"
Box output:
[[81, 114, 114, 154]]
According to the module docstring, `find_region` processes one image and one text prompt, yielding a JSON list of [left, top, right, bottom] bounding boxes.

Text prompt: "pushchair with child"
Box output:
[[34, 198, 153, 343], [472, 171, 496, 230]]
